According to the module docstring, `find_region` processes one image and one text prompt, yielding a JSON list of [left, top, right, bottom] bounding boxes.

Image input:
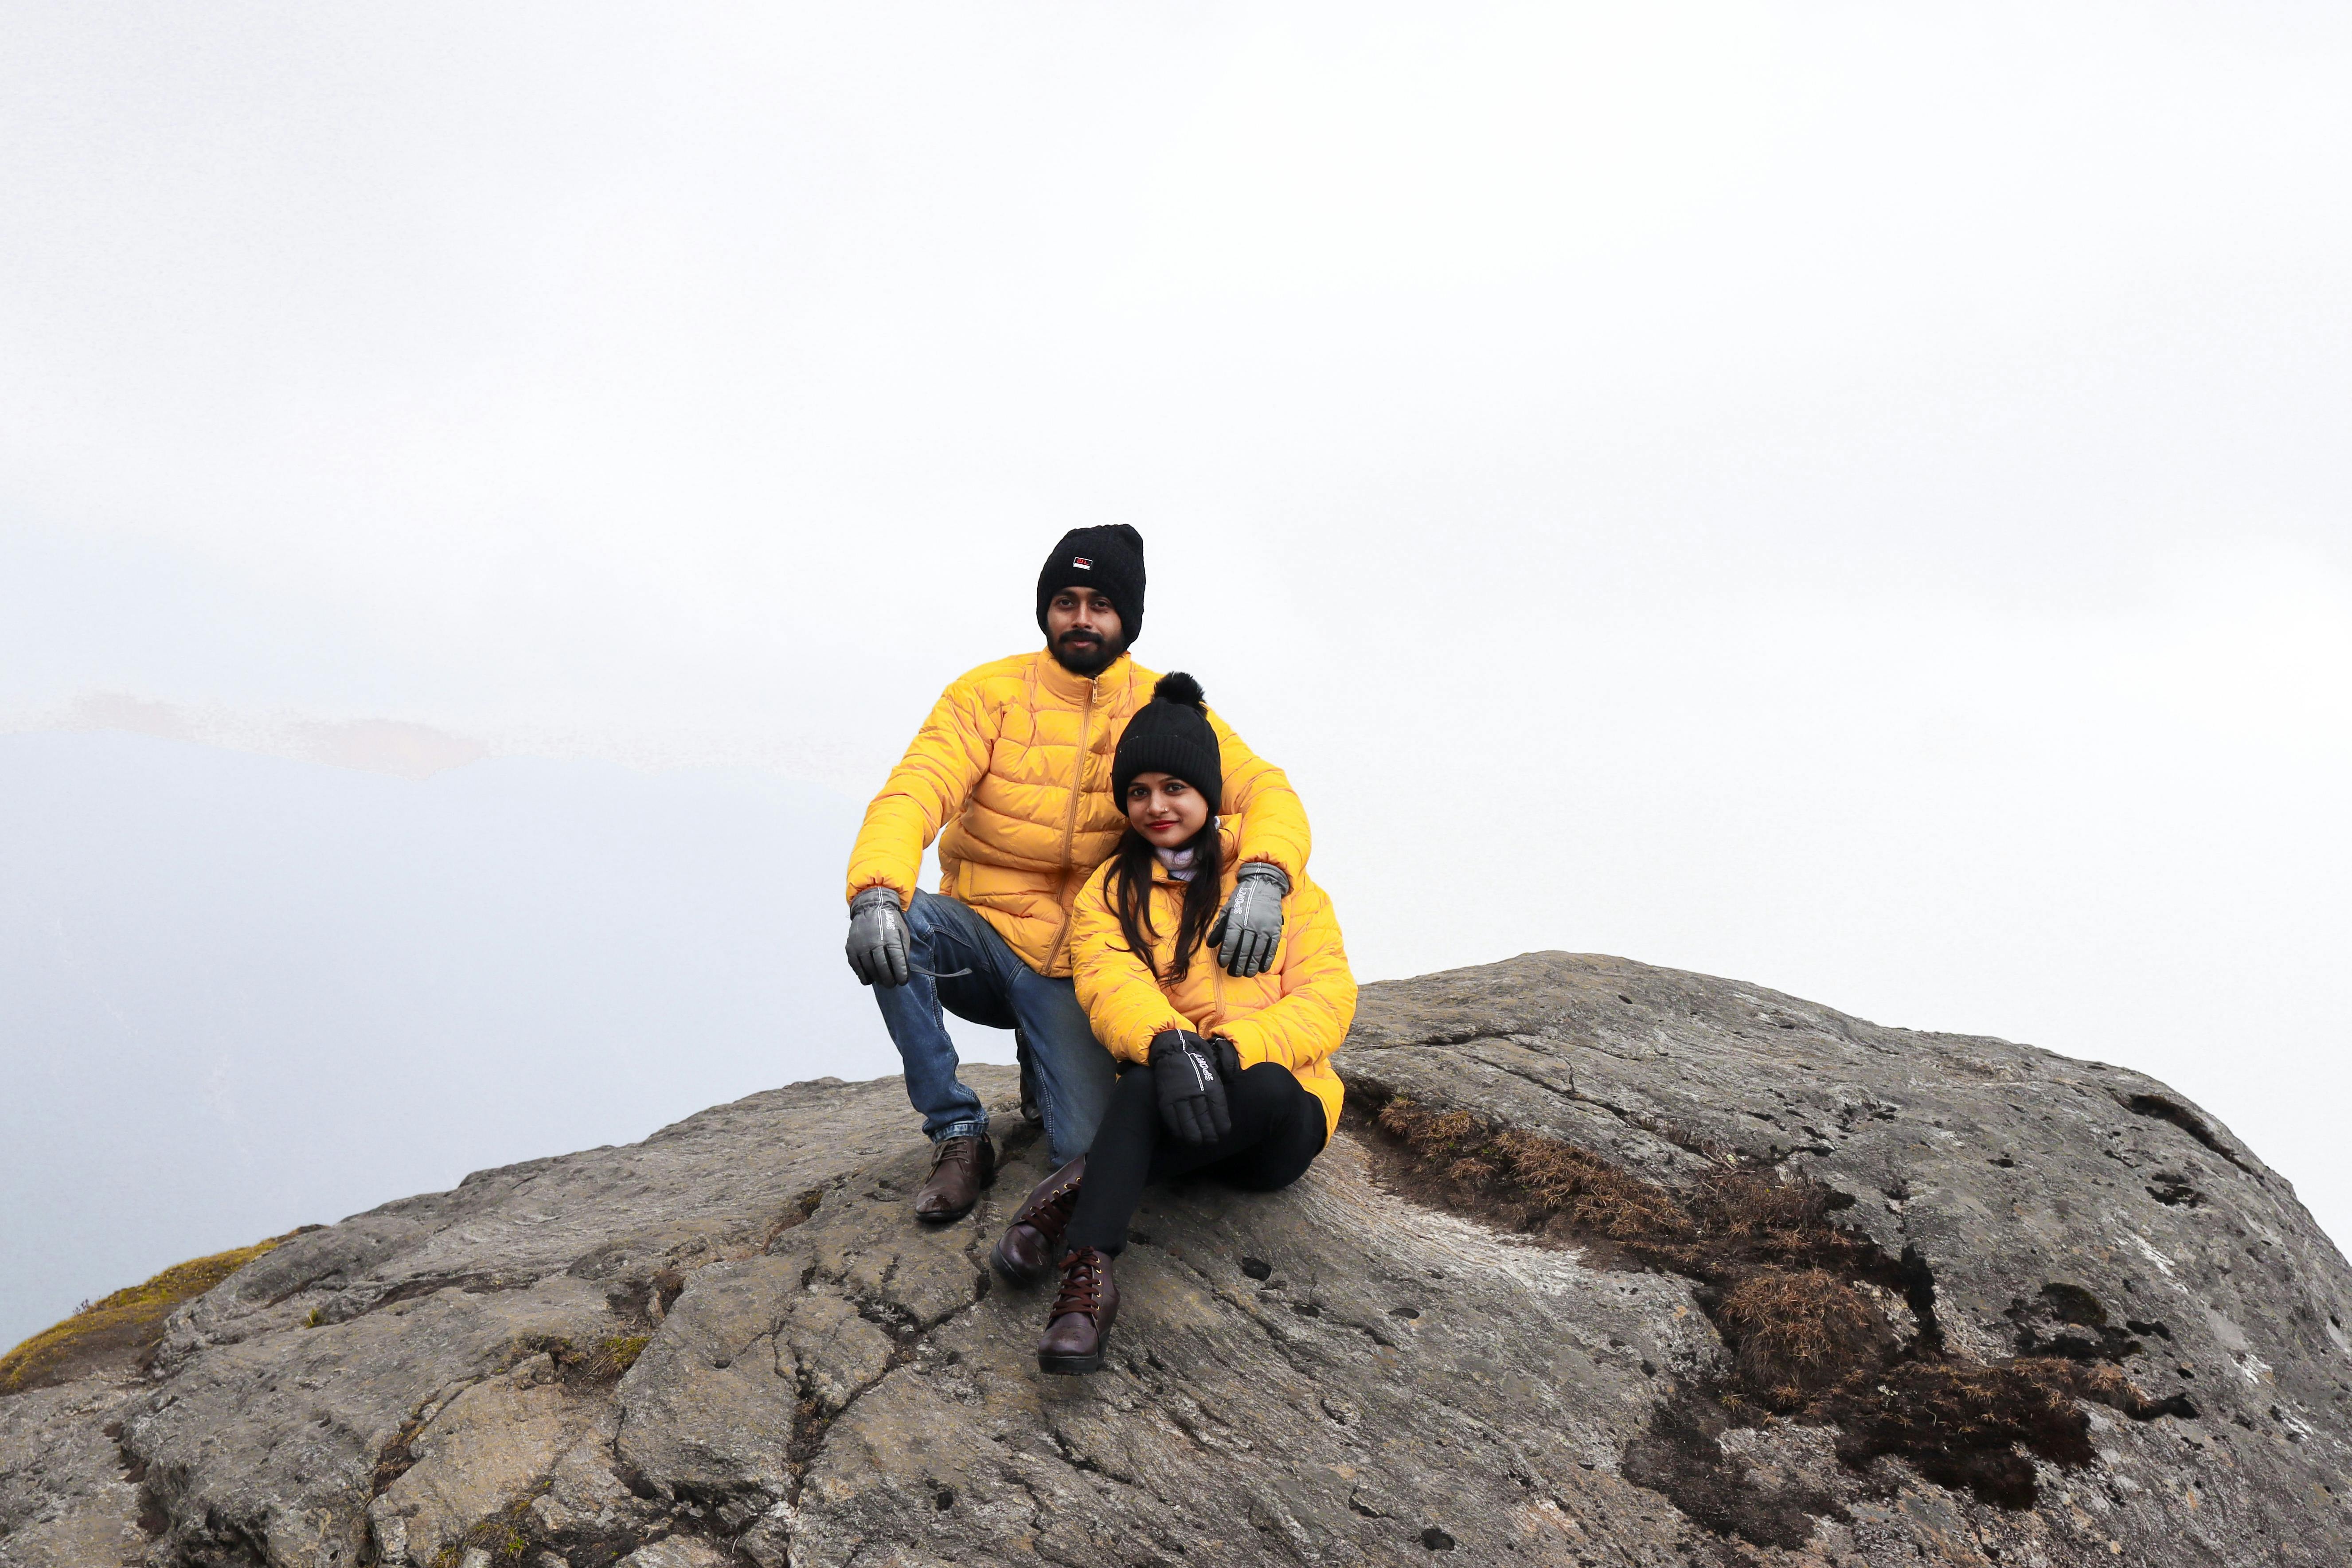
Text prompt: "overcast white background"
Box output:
[[4, 2, 2348, 1348]]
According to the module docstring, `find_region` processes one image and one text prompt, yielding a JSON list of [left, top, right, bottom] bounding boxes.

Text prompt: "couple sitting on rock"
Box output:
[[842, 525, 1355, 1374]]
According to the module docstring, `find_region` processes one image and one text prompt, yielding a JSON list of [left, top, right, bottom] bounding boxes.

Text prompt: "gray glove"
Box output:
[[846, 887, 911, 988], [1211, 861, 1289, 978]]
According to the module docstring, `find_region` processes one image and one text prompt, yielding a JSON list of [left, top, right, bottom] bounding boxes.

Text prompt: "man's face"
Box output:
[[1045, 587, 1123, 675]]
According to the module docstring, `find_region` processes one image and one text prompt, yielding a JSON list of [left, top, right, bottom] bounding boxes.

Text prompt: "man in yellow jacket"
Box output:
[[844, 526, 1313, 1221]]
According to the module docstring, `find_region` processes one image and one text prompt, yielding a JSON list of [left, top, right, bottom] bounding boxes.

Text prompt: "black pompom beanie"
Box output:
[[1035, 525, 1146, 649], [1113, 673, 1222, 815]]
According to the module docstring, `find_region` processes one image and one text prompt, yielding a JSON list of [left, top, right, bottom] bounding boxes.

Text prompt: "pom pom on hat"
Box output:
[[1153, 671, 1204, 708]]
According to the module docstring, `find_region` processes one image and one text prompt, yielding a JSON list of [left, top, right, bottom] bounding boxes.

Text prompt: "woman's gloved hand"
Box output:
[[845, 887, 911, 987], [1148, 1029, 1233, 1144], [1210, 1035, 1242, 1080], [1211, 862, 1290, 978]]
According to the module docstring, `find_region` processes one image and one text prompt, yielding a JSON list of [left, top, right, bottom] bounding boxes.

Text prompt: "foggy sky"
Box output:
[[3, 3, 2348, 1335]]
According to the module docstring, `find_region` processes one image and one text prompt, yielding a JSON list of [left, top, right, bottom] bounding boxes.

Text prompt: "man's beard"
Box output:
[[1050, 630, 1118, 676]]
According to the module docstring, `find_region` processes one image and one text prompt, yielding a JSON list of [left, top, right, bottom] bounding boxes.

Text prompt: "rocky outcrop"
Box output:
[[4, 953, 2348, 1567]]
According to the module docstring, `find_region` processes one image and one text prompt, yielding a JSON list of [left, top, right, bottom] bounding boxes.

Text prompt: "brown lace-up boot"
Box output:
[[913, 1133, 996, 1222], [989, 1156, 1083, 1284], [1037, 1247, 1119, 1375]]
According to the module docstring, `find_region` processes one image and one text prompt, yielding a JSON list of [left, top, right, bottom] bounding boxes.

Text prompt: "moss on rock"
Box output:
[[0, 1230, 310, 1397]]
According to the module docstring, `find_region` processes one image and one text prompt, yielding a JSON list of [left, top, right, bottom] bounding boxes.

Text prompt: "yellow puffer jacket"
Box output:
[[1069, 835, 1355, 1138], [845, 651, 1311, 978]]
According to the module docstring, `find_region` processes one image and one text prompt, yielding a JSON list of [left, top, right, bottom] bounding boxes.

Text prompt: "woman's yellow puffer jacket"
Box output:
[[845, 651, 1311, 978], [1069, 834, 1356, 1138]]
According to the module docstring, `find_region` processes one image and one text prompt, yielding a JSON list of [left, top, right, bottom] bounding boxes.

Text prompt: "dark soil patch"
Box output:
[[769, 1186, 827, 1241], [370, 1409, 431, 1498], [1351, 1091, 2192, 1538], [1623, 1388, 1844, 1552], [1815, 1356, 2086, 1507], [2004, 1281, 2144, 1363]]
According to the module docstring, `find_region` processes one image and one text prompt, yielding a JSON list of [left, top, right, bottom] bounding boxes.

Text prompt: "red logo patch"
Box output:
[[1072, 557, 1093, 569]]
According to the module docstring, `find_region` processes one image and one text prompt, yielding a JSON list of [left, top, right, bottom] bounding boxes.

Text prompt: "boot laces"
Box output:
[[1020, 1177, 1081, 1246], [1052, 1247, 1106, 1317]]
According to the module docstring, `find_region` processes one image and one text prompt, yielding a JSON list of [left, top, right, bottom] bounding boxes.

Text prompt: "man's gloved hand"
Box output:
[[1210, 862, 1289, 978], [1148, 1029, 1232, 1145], [846, 887, 912, 988]]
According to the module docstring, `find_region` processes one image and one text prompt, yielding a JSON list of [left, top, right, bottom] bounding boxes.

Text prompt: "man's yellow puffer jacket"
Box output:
[[1069, 835, 1355, 1138], [845, 651, 1311, 978]]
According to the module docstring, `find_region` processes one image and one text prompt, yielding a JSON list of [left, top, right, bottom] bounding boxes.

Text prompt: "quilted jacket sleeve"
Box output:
[[1070, 863, 1192, 1066], [844, 673, 996, 907], [1204, 707, 1312, 885], [1216, 876, 1356, 1075]]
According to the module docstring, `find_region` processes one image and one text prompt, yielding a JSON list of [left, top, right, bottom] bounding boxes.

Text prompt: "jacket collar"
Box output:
[[1033, 647, 1136, 705]]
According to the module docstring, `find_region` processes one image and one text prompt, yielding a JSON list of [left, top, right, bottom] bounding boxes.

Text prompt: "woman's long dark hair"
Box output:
[[1106, 813, 1225, 982]]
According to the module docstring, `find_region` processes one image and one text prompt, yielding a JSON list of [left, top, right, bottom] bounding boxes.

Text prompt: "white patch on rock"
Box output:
[[2129, 1232, 2180, 1279], [617, 1535, 735, 1566]]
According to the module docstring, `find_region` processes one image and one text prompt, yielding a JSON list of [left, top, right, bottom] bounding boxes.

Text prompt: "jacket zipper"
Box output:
[[1041, 674, 1097, 971], [1208, 942, 1226, 1032], [1198, 854, 1232, 1031]]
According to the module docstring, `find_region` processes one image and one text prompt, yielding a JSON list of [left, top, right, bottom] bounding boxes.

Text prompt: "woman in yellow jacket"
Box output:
[[987, 673, 1356, 1373]]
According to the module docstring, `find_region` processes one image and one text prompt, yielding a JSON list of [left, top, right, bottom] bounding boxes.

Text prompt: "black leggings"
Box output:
[[1065, 1061, 1328, 1255]]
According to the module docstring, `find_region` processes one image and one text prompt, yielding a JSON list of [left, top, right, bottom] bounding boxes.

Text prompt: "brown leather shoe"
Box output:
[[1038, 1247, 1119, 1375], [989, 1156, 1083, 1284], [913, 1133, 996, 1222]]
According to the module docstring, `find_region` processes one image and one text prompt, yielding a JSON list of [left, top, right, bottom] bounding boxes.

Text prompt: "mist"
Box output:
[[3, 3, 2347, 1346]]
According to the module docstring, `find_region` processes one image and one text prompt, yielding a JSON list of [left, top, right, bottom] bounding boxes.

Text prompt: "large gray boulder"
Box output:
[[4, 953, 2347, 1566]]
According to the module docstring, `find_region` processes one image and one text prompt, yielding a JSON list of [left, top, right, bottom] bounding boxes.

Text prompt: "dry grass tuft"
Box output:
[[0, 1229, 310, 1396], [1375, 1099, 1696, 1242], [1717, 1268, 1895, 1410], [1684, 1171, 1889, 1283], [580, 1333, 651, 1381], [519, 1331, 656, 1388], [1499, 1130, 1699, 1241]]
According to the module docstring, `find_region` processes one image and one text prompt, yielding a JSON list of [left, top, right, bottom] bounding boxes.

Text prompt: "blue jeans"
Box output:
[[870, 890, 1118, 1166]]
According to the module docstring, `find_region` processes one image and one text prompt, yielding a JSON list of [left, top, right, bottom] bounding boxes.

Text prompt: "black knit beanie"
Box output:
[[1112, 673, 1222, 814], [1035, 525, 1146, 650]]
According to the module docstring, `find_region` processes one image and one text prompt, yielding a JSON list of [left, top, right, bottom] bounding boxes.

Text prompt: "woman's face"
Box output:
[[1125, 771, 1209, 849]]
